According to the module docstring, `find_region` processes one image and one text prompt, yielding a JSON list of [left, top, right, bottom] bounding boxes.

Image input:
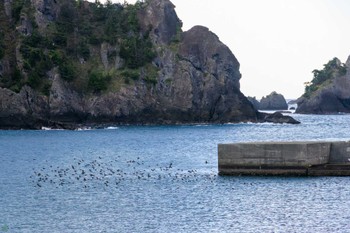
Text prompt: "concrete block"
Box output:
[[218, 142, 331, 169], [218, 141, 350, 176], [329, 141, 350, 164], [219, 167, 308, 176], [307, 164, 350, 176]]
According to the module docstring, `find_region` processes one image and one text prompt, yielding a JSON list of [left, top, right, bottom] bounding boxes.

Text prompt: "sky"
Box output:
[[102, 0, 350, 99]]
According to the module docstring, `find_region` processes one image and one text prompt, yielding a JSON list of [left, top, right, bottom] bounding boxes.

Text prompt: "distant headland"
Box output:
[[0, 0, 300, 129]]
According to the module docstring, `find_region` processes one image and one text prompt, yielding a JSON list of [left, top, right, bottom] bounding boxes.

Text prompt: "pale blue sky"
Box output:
[[100, 0, 350, 99]]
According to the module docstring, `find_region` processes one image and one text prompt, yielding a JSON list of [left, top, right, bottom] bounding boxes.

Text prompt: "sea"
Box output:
[[1, 113, 350, 233]]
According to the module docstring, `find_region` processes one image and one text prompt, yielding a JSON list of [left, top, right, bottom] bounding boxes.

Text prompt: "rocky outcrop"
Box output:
[[138, 0, 182, 45], [31, 0, 60, 29], [247, 96, 260, 110], [259, 92, 288, 110], [49, 71, 86, 123], [173, 25, 256, 122], [258, 112, 300, 124], [16, 13, 33, 35], [80, 24, 258, 124], [0, 86, 48, 129], [296, 56, 350, 114], [0, 0, 299, 129], [4, 0, 12, 17]]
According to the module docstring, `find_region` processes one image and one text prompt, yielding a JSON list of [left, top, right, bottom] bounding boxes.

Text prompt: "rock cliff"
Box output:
[[247, 96, 260, 110], [259, 92, 288, 110], [296, 57, 350, 114], [0, 0, 298, 129]]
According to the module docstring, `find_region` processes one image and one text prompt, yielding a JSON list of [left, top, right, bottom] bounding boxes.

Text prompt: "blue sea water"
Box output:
[[1, 114, 350, 232]]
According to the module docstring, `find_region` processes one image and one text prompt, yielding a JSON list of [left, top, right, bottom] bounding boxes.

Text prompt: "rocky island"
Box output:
[[259, 91, 288, 110], [248, 92, 289, 111], [0, 0, 299, 129], [296, 57, 350, 114]]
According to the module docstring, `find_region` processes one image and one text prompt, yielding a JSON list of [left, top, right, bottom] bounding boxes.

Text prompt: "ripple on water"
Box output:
[[1, 115, 350, 232]]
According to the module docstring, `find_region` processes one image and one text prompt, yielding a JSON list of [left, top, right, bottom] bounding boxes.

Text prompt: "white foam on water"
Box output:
[[105, 126, 119, 130]]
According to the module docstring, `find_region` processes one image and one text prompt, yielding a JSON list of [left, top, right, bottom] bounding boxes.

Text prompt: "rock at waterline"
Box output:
[[258, 112, 300, 124]]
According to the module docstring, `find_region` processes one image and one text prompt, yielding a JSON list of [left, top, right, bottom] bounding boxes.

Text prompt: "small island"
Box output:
[[296, 57, 350, 114], [248, 92, 288, 111]]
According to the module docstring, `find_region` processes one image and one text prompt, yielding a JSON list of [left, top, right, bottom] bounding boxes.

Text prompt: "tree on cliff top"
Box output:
[[303, 57, 347, 98], [0, 0, 156, 94]]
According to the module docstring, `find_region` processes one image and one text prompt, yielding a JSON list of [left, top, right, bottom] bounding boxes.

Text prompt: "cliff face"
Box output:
[[0, 0, 260, 129], [296, 57, 350, 114]]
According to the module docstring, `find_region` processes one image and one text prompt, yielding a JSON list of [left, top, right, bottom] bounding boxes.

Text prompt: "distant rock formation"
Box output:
[[247, 96, 260, 110], [259, 92, 288, 110], [296, 57, 350, 114], [287, 99, 298, 105]]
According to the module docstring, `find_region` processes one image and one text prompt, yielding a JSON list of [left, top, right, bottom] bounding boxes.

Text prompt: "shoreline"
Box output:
[[0, 111, 301, 130]]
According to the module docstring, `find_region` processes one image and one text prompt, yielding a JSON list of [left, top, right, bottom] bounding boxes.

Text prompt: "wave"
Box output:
[[76, 127, 92, 131], [105, 126, 119, 130], [41, 127, 64, 131]]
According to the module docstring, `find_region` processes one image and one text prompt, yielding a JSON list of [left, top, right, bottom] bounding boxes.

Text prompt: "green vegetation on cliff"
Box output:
[[303, 58, 347, 98], [88, 69, 112, 92], [0, 0, 157, 95]]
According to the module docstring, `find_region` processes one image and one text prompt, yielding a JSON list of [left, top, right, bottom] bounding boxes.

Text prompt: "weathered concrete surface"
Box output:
[[329, 141, 350, 164], [219, 166, 308, 176], [219, 142, 330, 167], [308, 164, 350, 176], [219, 141, 350, 176]]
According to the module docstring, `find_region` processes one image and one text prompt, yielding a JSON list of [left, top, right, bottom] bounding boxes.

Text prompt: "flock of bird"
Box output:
[[30, 156, 217, 189]]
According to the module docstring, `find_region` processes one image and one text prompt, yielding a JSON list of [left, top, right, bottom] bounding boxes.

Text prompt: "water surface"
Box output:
[[1, 114, 350, 232]]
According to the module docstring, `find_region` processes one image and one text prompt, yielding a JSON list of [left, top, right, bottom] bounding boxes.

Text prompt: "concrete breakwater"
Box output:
[[218, 141, 350, 176]]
